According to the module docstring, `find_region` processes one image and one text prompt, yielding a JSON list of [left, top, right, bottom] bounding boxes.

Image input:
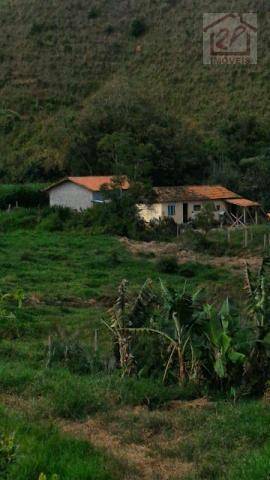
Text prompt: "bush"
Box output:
[[193, 202, 217, 234], [46, 335, 109, 375], [82, 189, 144, 238], [0, 208, 39, 232], [180, 229, 211, 252], [0, 433, 17, 478], [130, 18, 146, 37], [88, 6, 100, 19], [104, 24, 114, 35], [156, 255, 178, 274], [0, 185, 47, 210], [38, 207, 80, 232], [140, 217, 177, 241], [114, 377, 201, 408], [38, 213, 64, 232]]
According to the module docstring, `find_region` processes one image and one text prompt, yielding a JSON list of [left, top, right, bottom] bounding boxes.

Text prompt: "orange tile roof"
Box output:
[[68, 176, 129, 191], [45, 176, 129, 192], [182, 185, 241, 200], [154, 185, 241, 202], [226, 198, 260, 207]]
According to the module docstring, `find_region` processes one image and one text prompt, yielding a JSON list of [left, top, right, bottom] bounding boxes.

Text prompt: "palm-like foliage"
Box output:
[[244, 258, 270, 329], [197, 299, 245, 381], [244, 258, 270, 388], [103, 279, 155, 376], [126, 281, 201, 383]]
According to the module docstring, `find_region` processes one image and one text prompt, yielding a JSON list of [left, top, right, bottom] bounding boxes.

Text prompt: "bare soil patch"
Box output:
[[61, 414, 192, 480], [120, 238, 262, 271]]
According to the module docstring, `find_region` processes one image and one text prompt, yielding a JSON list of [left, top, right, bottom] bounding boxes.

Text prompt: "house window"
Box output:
[[168, 204, 176, 216], [193, 205, 201, 212]]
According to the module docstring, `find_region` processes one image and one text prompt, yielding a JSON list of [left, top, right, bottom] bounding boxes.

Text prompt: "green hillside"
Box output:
[[0, 0, 269, 184]]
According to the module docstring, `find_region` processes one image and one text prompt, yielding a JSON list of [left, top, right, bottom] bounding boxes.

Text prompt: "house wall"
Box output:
[[137, 203, 163, 223], [49, 182, 93, 211], [161, 203, 183, 224], [138, 200, 227, 224], [188, 200, 227, 221]]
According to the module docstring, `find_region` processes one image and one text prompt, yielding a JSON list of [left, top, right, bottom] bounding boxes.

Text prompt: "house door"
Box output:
[[183, 203, 188, 223]]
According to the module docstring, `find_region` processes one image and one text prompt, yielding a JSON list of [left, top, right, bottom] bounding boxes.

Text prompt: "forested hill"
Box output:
[[0, 0, 270, 191]]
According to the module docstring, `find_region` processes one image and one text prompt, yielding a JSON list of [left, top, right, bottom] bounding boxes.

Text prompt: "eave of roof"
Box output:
[[226, 198, 260, 207]]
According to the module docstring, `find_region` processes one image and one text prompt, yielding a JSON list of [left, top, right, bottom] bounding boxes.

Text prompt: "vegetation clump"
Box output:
[[156, 255, 178, 274], [88, 6, 100, 19], [103, 260, 270, 395], [0, 433, 17, 478], [130, 18, 146, 37]]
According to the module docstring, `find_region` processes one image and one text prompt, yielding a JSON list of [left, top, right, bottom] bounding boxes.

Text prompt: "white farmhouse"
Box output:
[[138, 185, 260, 226], [45, 176, 129, 211]]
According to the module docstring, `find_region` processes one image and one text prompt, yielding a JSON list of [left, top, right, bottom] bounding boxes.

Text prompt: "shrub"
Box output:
[[0, 208, 39, 232], [193, 202, 217, 234], [0, 185, 47, 210], [104, 24, 114, 35], [141, 217, 177, 241], [39, 474, 59, 480], [38, 212, 64, 232], [88, 6, 100, 19], [156, 255, 178, 274], [130, 18, 146, 37], [0, 433, 17, 477], [114, 377, 201, 408], [82, 189, 144, 238], [46, 372, 109, 418], [46, 335, 108, 375], [180, 229, 211, 252]]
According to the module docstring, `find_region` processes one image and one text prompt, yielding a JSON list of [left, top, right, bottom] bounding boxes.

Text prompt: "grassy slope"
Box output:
[[0, 228, 269, 478], [0, 406, 121, 480], [0, 0, 269, 178]]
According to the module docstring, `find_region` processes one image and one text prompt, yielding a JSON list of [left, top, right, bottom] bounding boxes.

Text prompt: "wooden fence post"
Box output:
[[244, 229, 248, 248], [94, 329, 98, 352]]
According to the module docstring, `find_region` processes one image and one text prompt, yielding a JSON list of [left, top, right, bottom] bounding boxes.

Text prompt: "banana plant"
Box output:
[[127, 281, 201, 383], [244, 258, 270, 386], [103, 279, 155, 376], [198, 299, 245, 380]]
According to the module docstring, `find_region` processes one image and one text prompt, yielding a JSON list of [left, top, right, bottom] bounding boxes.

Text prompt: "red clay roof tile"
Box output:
[[153, 185, 241, 202], [45, 176, 129, 192]]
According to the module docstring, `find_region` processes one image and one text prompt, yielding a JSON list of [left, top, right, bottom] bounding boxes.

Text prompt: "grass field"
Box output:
[[0, 226, 270, 479]]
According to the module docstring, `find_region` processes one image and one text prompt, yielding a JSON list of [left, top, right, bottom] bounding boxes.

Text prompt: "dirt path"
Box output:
[[0, 393, 193, 480], [120, 237, 262, 270], [60, 415, 192, 480]]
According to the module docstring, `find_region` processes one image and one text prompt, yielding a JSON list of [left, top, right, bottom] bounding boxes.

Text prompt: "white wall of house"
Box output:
[[49, 182, 93, 211], [137, 203, 163, 222], [188, 200, 227, 221], [138, 200, 227, 224]]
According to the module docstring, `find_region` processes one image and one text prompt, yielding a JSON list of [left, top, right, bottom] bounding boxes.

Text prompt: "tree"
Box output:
[[97, 132, 154, 180], [239, 149, 270, 210], [194, 203, 216, 235]]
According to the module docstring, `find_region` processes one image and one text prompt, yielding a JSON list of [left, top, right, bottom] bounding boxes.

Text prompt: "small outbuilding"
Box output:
[[45, 176, 129, 211]]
